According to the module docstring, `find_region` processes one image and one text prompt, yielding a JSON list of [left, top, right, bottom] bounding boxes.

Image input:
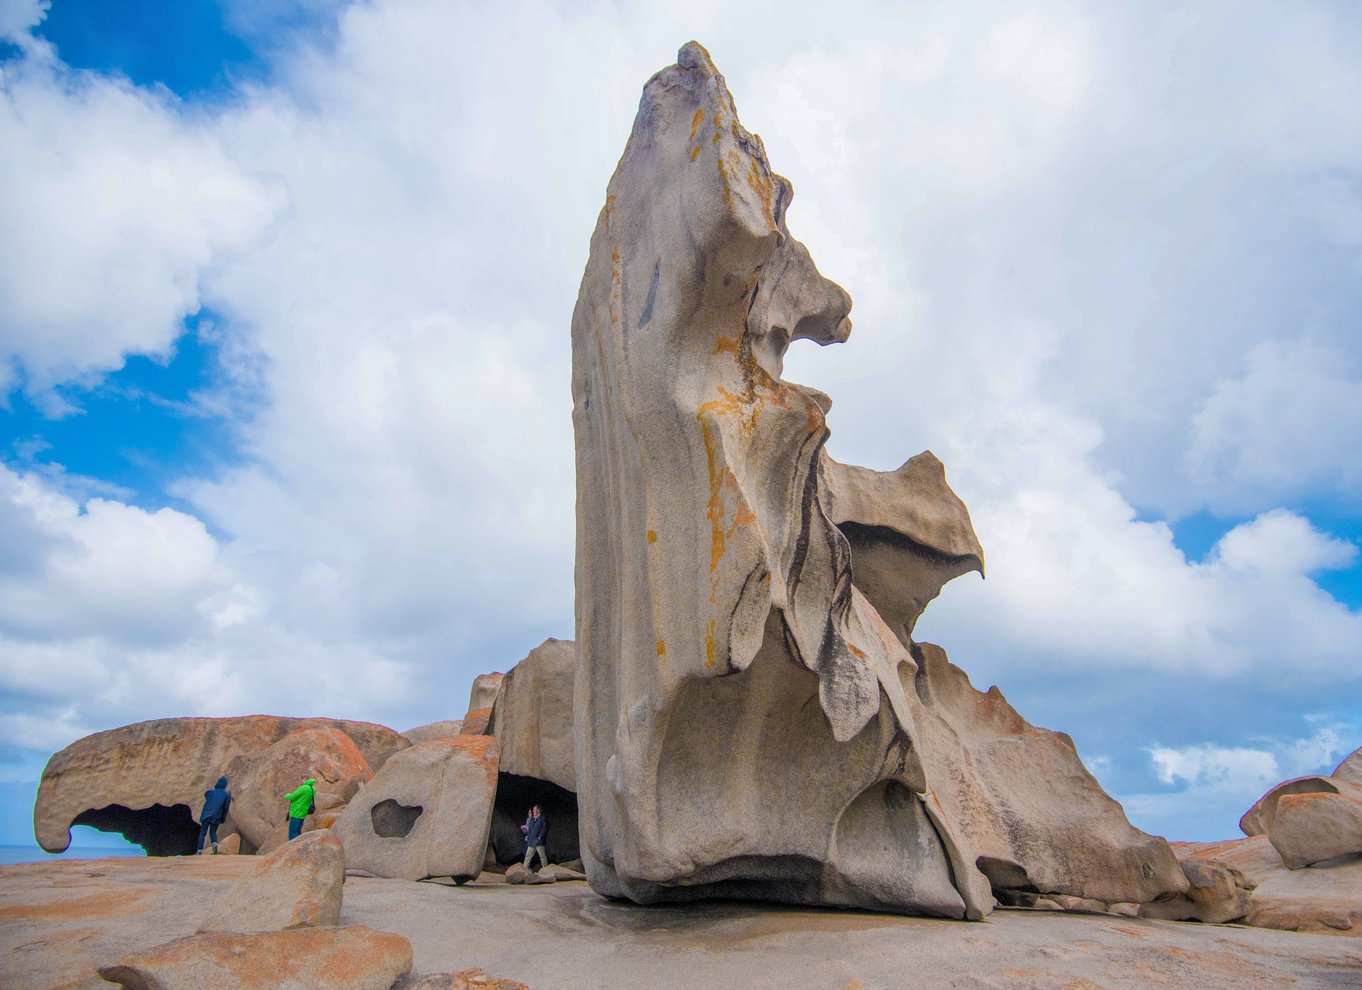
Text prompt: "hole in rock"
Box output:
[[488, 772, 579, 866], [977, 855, 1039, 906], [370, 799, 423, 838], [71, 803, 199, 857]]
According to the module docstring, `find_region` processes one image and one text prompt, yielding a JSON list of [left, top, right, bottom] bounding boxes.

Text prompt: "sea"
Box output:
[[0, 844, 145, 865]]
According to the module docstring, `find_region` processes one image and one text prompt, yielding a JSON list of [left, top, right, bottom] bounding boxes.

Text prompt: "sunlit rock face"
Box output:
[[571, 42, 1185, 917], [34, 716, 408, 856]]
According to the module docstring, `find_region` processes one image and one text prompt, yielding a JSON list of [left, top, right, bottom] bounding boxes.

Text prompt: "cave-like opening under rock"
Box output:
[[71, 803, 199, 857], [489, 772, 579, 865]]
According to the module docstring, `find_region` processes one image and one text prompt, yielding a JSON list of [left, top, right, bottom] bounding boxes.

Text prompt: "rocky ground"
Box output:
[[2, 856, 1359, 990]]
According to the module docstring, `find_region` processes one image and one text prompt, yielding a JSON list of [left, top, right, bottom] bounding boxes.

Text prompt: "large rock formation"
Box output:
[[484, 638, 582, 867], [34, 716, 407, 855], [487, 638, 575, 792], [571, 42, 1184, 917], [333, 736, 499, 882]]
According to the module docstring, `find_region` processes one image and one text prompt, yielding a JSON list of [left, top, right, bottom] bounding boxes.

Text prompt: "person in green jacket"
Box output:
[[284, 777, 316, 841]]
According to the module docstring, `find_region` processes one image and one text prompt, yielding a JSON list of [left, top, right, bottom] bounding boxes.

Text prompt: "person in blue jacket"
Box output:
[[521, 804, 549, 871], [196, 776, 232, 854]]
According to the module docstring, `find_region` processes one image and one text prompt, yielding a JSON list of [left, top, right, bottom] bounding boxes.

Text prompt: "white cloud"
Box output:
[[0, 0, 46, 47], [0, 47, 278, 399], [0, 465, 226, 643], [1187, 340, 1362, 511]]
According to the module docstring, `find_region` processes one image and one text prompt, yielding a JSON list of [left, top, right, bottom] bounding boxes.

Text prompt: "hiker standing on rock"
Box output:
[[196, 775, 232, 854], [283, 776, 317, 841], [521, 804, 549, 871]]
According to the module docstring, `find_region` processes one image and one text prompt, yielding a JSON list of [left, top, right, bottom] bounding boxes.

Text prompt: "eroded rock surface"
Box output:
[[487, 637, 575, 791], [333, 736, 499, 882], [98, 926, 412, 990], [198, 830, 345, 933], [35, 716, 408, 854], [1334, 745, 1362, 786], [228, 725, 372, 853], [402, 720, 466, 743], [1175, 835, 1362, 936], [570, 42, 1182, 917]]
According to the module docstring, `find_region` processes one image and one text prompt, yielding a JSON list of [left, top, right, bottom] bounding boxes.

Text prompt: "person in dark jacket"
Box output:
[[521, 804, 549, 870], [197, 776, 232, 854]]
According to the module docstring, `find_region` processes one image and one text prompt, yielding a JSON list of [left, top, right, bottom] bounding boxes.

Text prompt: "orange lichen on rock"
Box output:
[[689, 107, 705, 140]]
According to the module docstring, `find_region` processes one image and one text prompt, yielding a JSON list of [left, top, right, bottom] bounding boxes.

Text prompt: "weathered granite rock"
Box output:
[[1268, 791, 1362, 869], [35, 716, 408, 854], [460, 709, 492, 736], [98, 926, 412, 989], [505, 863, 556, 885], [228, 726, 372, 853], [1174, 835, 1362, 936], [905, 644, 1183, 905], [469, 673, 505, 712], [1139, 856, 1252, 924], [570, 41, 1184, 917], [1239, 775, 1355, 836], [487, 638, 575, 791], [1332, 745, 1362, 786], [394, 971, 529, 990], [403, 720, 465, 743], [333, 736, 499, 882], [197, 831, 344, 933]]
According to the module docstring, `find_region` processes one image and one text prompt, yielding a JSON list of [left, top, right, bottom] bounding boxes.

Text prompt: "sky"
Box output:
[[0, 0, 1359, 854]]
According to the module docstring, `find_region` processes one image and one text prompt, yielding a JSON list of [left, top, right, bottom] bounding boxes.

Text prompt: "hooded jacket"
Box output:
[[284, 778, 317, 820], [200, 776, 232, 824]]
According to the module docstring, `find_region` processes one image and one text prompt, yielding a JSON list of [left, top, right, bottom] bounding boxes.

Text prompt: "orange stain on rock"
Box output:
[[647, 529, 657, 543], [690, 145, 701, 162], [656, 640, 666, 656], [689, 107, 705, 141]]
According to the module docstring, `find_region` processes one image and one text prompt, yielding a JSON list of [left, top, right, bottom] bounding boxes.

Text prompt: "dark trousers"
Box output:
[[288, 816, 305, 840], [197, 820, 219, 851]]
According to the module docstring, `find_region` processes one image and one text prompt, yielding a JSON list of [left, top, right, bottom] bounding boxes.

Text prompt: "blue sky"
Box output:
[[2, 0, 1361, 856]]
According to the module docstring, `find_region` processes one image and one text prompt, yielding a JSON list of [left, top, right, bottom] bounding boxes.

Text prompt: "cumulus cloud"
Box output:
[[0, 30, 278, 401], [1187, 340, 1362, 511]]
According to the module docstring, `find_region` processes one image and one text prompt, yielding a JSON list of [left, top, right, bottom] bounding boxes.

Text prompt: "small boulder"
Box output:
[[198, 830, 344, 933], [1269, 791, 1362, 869], [504, 863, 556, 885], [1239, 776, 1345, 836], [1139, 856, 1251, 924], [394, 969, 529, 990], [98, 926, 412, 990], [538, 863, 587, 882]]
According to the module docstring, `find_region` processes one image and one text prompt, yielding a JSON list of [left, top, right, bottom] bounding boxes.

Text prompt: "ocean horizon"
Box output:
[[0, 844, 145, 866]]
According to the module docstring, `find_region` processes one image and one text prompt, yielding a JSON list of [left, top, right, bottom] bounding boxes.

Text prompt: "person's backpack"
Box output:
[[307, 790, 316, 815]]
